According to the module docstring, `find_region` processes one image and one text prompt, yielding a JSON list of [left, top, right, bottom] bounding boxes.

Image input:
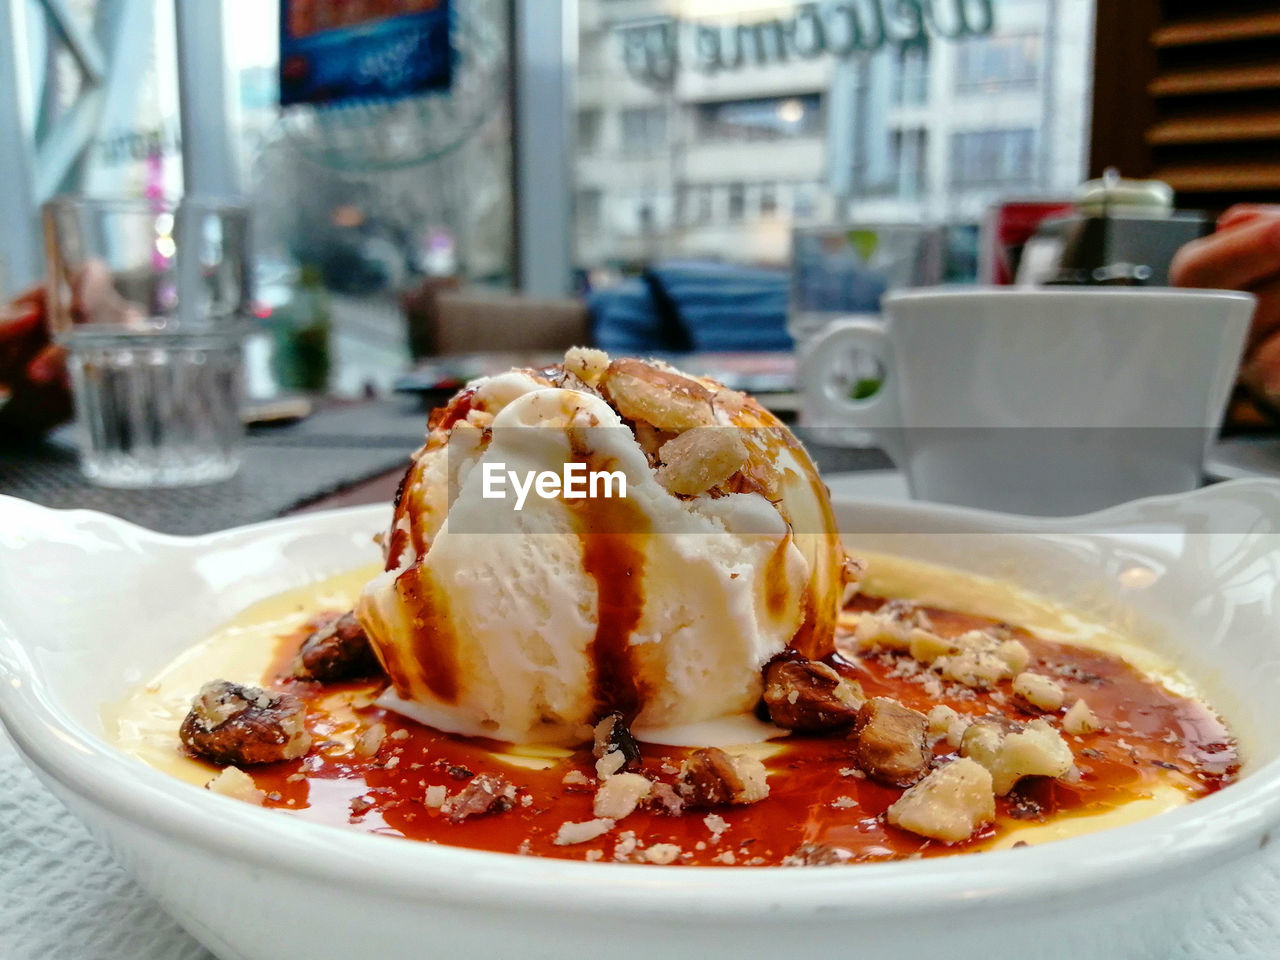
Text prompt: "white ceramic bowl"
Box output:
[[2, 483, 1280, 960]]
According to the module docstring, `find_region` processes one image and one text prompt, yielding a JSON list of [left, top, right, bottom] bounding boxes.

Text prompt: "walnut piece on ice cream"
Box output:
[[598, 358, 717, 432], [654, 426, 749, 496]]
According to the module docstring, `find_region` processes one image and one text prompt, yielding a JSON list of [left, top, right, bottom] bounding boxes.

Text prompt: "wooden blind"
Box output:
[[1091, 1, 1280, 209]]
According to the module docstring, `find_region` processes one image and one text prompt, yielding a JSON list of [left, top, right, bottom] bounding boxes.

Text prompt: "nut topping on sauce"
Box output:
[[180, 680, 311, 766], [762, 657, 865, 732], [592, 712, 642, 773], [853, 697, 931, 787], [292, 611, 383, 682], [441, 773, 518, 823], [675, 748, 770, 808]]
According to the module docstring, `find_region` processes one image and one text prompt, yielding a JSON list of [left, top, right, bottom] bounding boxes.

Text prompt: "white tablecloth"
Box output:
[[0, 729, 211, 960]]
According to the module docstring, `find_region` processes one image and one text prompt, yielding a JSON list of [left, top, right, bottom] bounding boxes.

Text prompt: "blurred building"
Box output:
[[574, 0, 1094, 272]]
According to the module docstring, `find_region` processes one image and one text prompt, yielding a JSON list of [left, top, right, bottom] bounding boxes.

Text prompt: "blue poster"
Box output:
[[279, 0, 452, 108]]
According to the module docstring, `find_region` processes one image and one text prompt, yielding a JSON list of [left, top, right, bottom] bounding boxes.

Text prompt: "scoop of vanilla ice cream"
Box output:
[[356, 350, 845, 745]]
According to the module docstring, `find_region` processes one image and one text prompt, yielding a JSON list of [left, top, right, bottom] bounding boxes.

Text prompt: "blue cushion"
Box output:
[[648, 261, 793, 352], [588, 261, 793, 354], [588, 278, 664, 354]]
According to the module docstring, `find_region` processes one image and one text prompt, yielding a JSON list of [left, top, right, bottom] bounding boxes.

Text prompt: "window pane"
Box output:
[[696, 95, 822, 142], [620, 107, 667, 152], [727, 182, 745, 221], [893, 45, 929, 106], [572, 1, 1095, 275], [578, 108, 602, 152], [955, 34, 1040, 92]]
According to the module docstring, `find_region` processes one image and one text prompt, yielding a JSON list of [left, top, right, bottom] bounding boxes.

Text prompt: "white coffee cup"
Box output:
[[801, 288, 1256, 515]]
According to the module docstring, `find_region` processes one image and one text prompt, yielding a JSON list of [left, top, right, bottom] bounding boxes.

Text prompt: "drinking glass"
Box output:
[[43, 197, 252, 487]]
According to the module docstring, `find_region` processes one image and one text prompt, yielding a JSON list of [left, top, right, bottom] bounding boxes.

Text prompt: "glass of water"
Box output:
[[43, 197, 252, 487]]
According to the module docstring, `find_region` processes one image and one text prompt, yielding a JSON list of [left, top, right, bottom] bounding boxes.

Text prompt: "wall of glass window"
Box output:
[[11, 0, 514, 393], [573, 0, 1095, 280]]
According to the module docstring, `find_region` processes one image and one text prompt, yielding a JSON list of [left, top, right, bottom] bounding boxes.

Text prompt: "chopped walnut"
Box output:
[[180, 680, 311, 766], [592, 712, 641, 773], [676, 748, 770, 808], [1063, 698, 1102, 735], [961, 718, 1074, 795], [762, 657, 864, 732], [886, 758, 995, 843], [631, 419, 678, 466], [554, 817, 616, 846], [424, 784, 448, 808], [1012, 672, 1066, 711], [354, 722, 386, 759], [599, 358, 716, 432], [204, 766, 265, 805], [926, 704, 959, 735], [654, 426, 749, 496], [907, 628, 955, 664], [997, 639, 1032, 675], [643, 843, 683, 864], [932, 630, 1026, 690], [781, 842, 855, 866], [563, 346, 610, 386], [593, 773, 653, 820], [594, 751, 624, 778], [852, 600, 933, 652], [641, 780, 685, 816], [927, 704, 973, 748], [292, 611, 383, 682], [853, 697, 930, 787], [441, 773, 517, 823]]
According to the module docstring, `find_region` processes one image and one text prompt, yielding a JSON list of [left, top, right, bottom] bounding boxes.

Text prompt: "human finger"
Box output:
[[1242, 330, 1280, 403], [1217, 205, 1280, 232], [25, 343, 67, 386], [1170, 216, 1280, 291]]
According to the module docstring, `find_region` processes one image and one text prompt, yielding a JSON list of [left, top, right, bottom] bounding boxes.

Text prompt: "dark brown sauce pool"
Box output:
[[204, 596, 1238, 866]]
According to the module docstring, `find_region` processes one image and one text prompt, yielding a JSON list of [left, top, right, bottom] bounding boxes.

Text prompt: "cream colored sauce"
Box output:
[[109, 553, 1213, 849], [107, 564, 381, 788]]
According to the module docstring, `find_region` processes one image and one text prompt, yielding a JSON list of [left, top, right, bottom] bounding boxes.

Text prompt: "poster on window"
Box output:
[[279, 0, 452, 108]]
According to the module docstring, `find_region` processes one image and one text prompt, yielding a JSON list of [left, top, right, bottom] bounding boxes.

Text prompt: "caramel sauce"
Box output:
[[387, 388, 478, 568], [569, 453, 652, 723], [389, 565, 459, 704], [764, 534, 793, 619], [231, 595, 1238, 867], [427, 387, 475, 436], [384, 516, 412, 575]]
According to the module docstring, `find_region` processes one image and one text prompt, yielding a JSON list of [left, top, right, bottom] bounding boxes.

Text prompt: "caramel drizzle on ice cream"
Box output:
[[765, 534, 795, 620], [568, 443, 653, 723], [386, 564, 460, 704]]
